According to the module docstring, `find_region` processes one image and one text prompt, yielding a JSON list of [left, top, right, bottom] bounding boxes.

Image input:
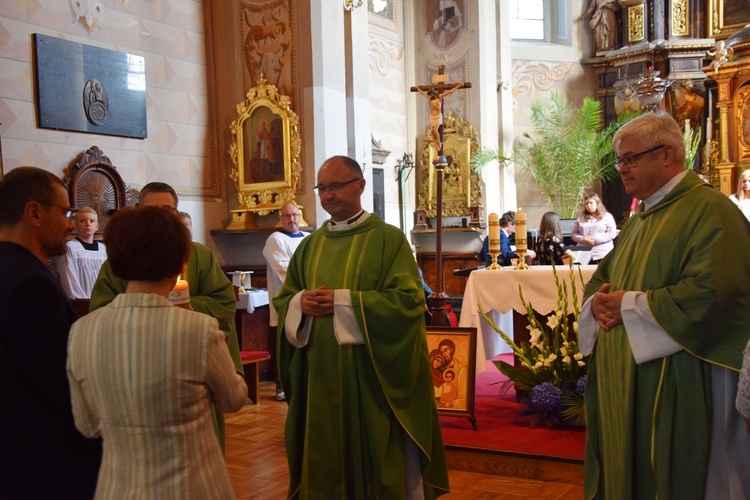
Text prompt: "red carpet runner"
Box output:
[[438, 355, 586, 460]]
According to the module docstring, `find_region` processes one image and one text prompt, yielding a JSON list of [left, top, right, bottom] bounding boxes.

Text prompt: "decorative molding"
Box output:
[[369, 38, 404, 77], [671, 0, 689, 36], [241, 0, 295, 98], [511, 61, 573, 100], [628, 4, 645, 42], [736, 85, 750, 158]]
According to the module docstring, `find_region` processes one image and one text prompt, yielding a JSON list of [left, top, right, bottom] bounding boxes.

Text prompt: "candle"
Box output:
[[169, 276, 191, 307], [707, 116, 712, 141], [515, 209, 527, 252], [488, 213, 500, 252]]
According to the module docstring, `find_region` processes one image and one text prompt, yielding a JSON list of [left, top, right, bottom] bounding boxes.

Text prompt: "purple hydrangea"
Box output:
[[530, 382, 561, 412], [576, 375, 587, 396]]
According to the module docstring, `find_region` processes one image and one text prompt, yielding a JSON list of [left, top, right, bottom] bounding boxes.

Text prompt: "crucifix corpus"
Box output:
[[410, 65, 471, 327]]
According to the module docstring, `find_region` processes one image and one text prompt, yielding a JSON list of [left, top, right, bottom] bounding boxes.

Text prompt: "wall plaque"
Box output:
[[33, 34, 147, 139]]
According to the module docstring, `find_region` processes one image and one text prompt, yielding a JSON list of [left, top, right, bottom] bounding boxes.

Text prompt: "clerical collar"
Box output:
[[329, 210, 369, 231], [76, 238, 99, 251], [642, 170, 689, 211]]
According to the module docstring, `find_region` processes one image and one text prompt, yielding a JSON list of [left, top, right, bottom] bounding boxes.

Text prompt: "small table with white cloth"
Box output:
[[459, 265, 598, 373], [237, 288, 270, 314]]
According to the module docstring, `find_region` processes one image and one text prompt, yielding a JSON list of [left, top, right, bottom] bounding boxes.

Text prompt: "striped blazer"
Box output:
[[67, 293, 247, 499]]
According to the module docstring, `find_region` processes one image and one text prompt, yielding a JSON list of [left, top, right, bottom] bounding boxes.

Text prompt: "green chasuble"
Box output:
[[89, 241, 241, 452], [583, 171, 750, 499], [274, 214, 450, 499]]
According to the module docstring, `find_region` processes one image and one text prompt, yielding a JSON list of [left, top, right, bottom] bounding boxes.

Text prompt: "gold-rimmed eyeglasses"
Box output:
[[36, 201, 78, 218], [614, 144, 665, 171], [312, 177, 361, 196]]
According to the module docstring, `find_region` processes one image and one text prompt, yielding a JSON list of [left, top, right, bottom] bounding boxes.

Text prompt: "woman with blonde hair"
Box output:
[[534, 211, 575, 265], [571, 192, 617, 264], [729, 169, 750, 220]]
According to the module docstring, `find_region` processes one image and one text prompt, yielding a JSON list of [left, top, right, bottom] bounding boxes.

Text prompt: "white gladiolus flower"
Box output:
[[574, 352, 584, 361], [534, 361, 543, 369], [573, 321, 579, 332], [547, 314, 560, 329], [577, 360, 586, 367], [563, 356, 571, 365]]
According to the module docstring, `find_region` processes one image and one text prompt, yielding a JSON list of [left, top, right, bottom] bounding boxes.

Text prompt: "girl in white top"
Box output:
[[729, 169, 750, 221], [571, 192, 617, 264]]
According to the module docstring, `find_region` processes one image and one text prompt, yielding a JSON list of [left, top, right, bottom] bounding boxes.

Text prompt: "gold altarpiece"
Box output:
[[417, 112, 482, 218], [706, 27, 750, 195]]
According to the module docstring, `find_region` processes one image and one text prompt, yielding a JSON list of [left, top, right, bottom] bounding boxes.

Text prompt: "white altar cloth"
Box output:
[[459, 265, 598, 368], [238, 289, 269, 314]]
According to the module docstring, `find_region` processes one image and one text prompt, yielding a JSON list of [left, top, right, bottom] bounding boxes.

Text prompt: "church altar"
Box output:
[[238, 289, 269, 314], [459, 265, 598, 372]]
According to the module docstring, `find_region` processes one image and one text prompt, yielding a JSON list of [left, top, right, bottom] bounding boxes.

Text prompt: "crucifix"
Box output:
[[411, 65, 471, 327]]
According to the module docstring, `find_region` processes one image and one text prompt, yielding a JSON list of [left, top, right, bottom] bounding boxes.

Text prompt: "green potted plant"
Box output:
[[472, 92, 633, 218]]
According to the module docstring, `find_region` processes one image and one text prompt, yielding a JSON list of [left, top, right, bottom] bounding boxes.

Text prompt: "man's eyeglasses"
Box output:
[[614, 144, 665, 171], [36, 201, 78, 218], [312, 177, 362, 196]]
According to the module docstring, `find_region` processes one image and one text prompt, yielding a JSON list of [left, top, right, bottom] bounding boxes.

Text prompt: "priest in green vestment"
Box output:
[[274, 156, 450, 499], [579, 112, 750, 499], [89, 182, 241, 453]]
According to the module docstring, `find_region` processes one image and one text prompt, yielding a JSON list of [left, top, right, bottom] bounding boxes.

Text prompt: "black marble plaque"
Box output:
[[33, 34, 147, 139]]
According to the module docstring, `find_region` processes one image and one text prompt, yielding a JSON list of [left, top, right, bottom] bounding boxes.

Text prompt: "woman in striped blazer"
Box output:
[[67, 206, 247, 499]]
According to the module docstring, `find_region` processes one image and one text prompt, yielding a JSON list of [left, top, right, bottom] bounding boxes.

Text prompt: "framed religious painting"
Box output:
[[228, 74, 302, 229], [426, 326, 477, 428], [708, 0, 750, 39]]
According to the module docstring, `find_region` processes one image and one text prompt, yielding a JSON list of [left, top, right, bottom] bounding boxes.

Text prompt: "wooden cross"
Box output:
[[410, 66, 471, 328], [410, 65, 472, 155]]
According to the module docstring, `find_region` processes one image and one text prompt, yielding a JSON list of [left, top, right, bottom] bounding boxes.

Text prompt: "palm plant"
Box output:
[[472, 92, 634, 218]]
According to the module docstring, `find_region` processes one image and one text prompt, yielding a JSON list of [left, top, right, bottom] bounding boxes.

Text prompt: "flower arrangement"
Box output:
[[479, 265, 589, 428]]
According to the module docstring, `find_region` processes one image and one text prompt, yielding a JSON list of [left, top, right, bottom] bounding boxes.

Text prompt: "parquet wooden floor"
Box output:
[[225, 381, 584, 499]]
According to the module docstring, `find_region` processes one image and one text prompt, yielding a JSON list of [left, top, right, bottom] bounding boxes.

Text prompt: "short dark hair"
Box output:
[[499, 211, 515, 228], [138, 182, 179, 208], [0, 167, 65, 227], [438, 339, 456, 353], [323, 155, 363, 179], [105, 206, 191, 282]]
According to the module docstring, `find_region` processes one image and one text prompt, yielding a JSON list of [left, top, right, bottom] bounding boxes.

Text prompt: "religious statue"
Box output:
[[707, 41, 734, 74], [583, 0, 620, 55], [414, 83, 463, 153]]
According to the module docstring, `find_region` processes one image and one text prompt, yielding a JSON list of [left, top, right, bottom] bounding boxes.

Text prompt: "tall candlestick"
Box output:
[[487, 213, 501, 269], [515, 209, 527, 252], [488, 213, 500, 252]]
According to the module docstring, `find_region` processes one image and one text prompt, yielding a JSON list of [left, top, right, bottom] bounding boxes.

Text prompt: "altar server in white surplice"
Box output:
[[263, 202, 309, 401], [67, 206, 247, 499], [57, 207, 107, 298]]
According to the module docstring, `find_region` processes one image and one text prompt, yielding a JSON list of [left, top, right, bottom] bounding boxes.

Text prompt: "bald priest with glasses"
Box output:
[[273, 155, 450, 499], [579, 112, 750, 499]]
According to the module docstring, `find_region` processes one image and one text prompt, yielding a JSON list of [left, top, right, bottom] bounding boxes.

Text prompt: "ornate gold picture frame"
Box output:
[[417, 112, 481, 218], [708, 0, 750, 39], [426, 326, 477, 427], [228, 74, 301, 229]]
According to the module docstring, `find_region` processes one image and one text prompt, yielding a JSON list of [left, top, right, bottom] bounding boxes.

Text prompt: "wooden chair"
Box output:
[[240, 350, 271, 404]]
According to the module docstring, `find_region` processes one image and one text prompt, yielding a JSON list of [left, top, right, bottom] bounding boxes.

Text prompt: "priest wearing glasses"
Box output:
[[274, 155, 450, 499], [580, 112, 750, 498]]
